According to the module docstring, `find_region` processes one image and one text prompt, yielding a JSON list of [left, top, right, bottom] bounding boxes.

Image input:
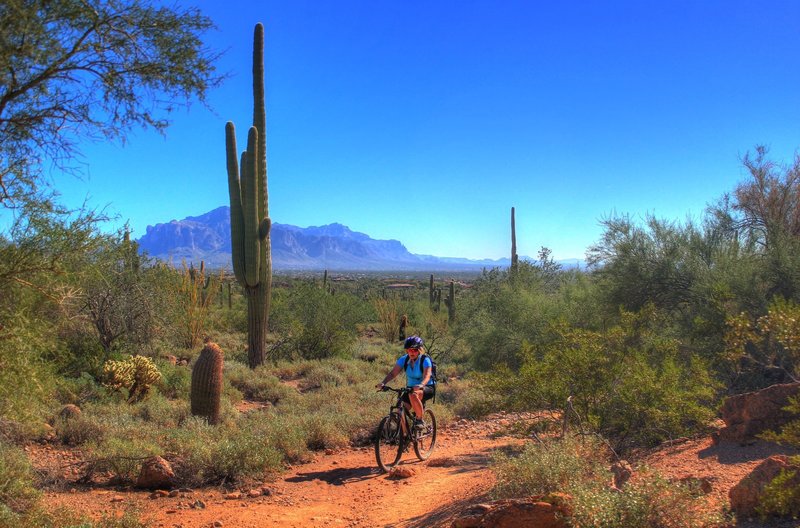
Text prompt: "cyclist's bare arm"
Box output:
[[376, 365, 403, 389], [418, 367, 432, 388]]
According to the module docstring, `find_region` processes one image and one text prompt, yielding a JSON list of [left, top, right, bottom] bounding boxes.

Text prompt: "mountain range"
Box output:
[[136, 206, 582, 271]]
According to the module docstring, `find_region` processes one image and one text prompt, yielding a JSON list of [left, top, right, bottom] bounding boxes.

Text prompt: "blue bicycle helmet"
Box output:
[[403, 335, 424, 349]]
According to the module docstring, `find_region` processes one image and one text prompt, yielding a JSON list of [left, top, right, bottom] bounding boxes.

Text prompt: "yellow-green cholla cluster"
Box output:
[[102, 355, 162, 403]]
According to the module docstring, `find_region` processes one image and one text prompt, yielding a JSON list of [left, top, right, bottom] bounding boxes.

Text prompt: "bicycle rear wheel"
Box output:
[[413, 409, 437, 460], [375, 414, 402, 472]]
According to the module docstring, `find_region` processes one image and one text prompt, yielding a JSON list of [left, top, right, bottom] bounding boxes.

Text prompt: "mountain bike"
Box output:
[[374, 386, 437, 472]]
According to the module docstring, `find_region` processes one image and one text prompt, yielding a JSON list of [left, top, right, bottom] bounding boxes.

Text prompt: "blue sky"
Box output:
[[42, 0, 800, 259]]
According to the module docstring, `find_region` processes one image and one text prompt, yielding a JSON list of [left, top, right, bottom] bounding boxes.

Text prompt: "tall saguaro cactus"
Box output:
[[225, 23, 272, 368], [511, 206, 519, 275]]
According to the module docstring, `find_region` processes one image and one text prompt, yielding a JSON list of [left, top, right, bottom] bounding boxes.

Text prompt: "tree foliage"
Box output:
[[485, 306, 717, 451], [0, 0, 223, 204]]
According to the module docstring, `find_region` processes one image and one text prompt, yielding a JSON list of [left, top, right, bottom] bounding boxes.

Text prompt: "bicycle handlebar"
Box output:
[[378, 386, 416, 394]]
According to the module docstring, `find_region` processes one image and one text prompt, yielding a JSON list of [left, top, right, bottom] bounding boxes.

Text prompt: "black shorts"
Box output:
[[401, 385, 435, 405]]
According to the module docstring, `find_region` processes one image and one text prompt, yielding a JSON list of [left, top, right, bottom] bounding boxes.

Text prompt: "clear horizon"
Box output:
[[6, 0, 800, 261]]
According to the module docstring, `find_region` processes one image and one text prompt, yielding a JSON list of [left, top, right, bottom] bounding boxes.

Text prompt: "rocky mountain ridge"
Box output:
[[137, 206, 580, 271]]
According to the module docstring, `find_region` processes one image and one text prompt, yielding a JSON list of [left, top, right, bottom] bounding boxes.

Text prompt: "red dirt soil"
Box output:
[[28, 413, 800, 528]]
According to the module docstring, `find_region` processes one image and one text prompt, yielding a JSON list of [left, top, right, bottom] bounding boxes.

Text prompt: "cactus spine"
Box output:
[[190, 341, 224, 425], [511, 207, 519, 275], [226, 23, 272, 368]]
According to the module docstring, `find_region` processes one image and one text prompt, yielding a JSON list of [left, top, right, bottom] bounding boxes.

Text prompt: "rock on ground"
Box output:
[[729, 455, 800, 517], [719, 382, 800, 443], [451, 493, 572, 528], [135, 456, 175, 489]]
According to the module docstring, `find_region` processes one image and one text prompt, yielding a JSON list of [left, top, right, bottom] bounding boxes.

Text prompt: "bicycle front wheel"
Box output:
[[413, 409, 437, 460], [375, 414, 402, 472]]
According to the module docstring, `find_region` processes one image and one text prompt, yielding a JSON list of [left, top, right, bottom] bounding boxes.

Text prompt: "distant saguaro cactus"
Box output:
[[226, 23, 272, 368], [511, 207, 519, 275], [444, 280, 456, 323], [429, 274, 435, 308], [399, 314, 408, 341], [191, 341, 224, 425]]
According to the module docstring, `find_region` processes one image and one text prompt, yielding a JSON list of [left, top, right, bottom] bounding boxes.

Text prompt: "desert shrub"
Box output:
[[372, 297, 400, 342], [758, 397, 800, 517], [0, 441, 40, 514], [486, 307, 717, 451], [54, 413, 108, 446], [132, 393, 190, 428], [436, 376, 501, 419], [85, 436, 162, 483], [492, 438, 720, 528], [757, 466, 800, 517], [245, 413, 311, 464], [226, 362, 295, 403], [55, 372, 106, 406], [302, 413, 350, 450], [458, 263, 567, 371], [724, 297, 800, 385], [0, 329, 59, 439], [278, 283, 371, 360], [493, 437, 603, 498], [162, 416, 283, 486], [570, 474, 719, 528], [153, 360, 190, 399]]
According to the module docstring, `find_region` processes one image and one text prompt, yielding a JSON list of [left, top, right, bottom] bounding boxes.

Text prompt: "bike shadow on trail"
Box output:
[[395, 489, 492, 528], [285, 465, 379, 486]]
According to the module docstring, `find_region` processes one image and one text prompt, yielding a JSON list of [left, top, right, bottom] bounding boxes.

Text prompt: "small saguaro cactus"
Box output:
[[444, 280, 456, 323], [399, 314, 408, 341], [226, 23, 272, 368], [511, 207, 519, 275], [191, 341, 224, 425], [429, 274, 435, 308]]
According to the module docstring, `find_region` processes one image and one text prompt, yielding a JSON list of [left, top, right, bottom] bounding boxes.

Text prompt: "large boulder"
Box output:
[[719, 382, 800, 443], [729, 455, 800, 517], [135, 456, 175, 489], [451, 494, 571, 528]]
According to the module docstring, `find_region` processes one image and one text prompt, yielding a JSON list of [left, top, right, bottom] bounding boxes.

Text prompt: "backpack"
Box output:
[[403, 353, 437, 385]]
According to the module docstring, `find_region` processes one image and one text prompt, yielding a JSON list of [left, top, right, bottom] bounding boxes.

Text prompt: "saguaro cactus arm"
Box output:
[[225, 123, 246, 286]]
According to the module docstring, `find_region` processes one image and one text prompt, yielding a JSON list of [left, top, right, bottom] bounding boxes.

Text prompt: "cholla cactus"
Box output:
[[103, 355, 162, 403]]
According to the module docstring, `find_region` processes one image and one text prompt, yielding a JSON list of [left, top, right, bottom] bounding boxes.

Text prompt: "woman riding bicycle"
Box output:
[[376, 335, 435, 430]]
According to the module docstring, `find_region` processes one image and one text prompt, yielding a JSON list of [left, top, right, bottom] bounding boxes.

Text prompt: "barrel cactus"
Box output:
[[226, 23, 272, 367], [190, 341, 224, 425]]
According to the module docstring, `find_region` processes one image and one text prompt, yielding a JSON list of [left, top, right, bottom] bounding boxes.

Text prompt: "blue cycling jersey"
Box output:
[[396, 354, 434, 387]]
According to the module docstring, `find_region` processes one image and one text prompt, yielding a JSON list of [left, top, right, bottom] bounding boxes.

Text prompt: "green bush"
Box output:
[[0, 441, 40, 514], [759, 397, 800, 517], [492, 437, 603, 498], [154, 359, 190, 399], [85, 436, 162, 483], [492, 438, 720, 528], [276, 283, 372, 360], [486, 307, 717, 451], [226, 362, 294, 403], [161, 416, 283, 486]]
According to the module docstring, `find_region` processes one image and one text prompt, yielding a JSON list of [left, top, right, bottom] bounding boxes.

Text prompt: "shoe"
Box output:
[[413, 418, 425, 431]]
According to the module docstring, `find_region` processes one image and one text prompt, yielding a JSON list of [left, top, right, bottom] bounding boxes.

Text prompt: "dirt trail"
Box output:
[[45, 416, 526, 528], [39, 414, 800, 527]]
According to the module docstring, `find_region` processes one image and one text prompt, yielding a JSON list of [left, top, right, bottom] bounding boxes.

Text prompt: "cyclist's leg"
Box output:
[[421, 385, 435, 407], [409, 388, 425, 419]]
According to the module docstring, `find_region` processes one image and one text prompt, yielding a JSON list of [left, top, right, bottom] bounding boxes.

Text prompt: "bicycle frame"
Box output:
[[383, 387, 422, 441], [375, 386, 437, 472]]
